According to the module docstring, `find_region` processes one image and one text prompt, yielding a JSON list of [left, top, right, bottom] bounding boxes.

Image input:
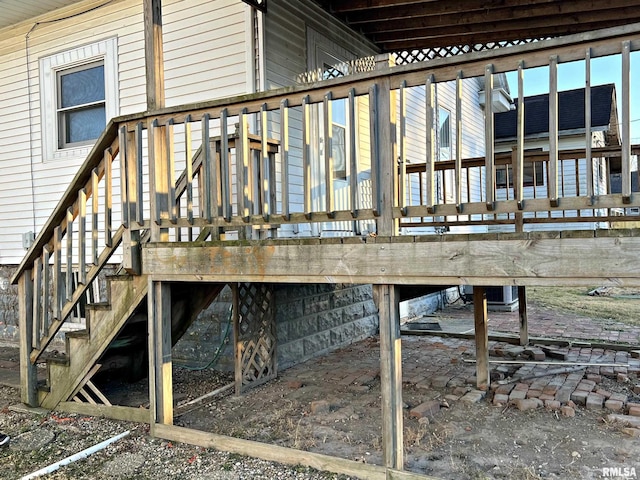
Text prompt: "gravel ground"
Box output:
[[0, 385, 355, 480]]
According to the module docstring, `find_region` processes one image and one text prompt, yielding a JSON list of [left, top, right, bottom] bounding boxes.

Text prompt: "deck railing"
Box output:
[[12, 22, 640, 370]]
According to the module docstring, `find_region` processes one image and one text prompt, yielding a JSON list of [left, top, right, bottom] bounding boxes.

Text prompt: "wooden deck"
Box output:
[[10, 16, 640, 480]]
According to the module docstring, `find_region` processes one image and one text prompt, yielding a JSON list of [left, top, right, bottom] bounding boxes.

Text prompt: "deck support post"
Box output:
[[518, 286, 529, 346], [473, 286, 490, 390], [19, 271, 37, 407], [144, 0, 165, 110], [375, 284, 403, 470], [149, 280, 173, 429]]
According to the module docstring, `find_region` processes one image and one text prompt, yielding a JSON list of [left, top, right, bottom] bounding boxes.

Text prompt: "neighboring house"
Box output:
[[492, 84, 621, 231]]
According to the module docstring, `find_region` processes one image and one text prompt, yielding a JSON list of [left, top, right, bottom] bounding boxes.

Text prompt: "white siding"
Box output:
[[264, 0, 378, 236], [0, 0, 250, 263]]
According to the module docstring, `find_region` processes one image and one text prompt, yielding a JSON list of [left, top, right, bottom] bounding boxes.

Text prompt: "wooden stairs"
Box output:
[[38, 273, 224, 410]]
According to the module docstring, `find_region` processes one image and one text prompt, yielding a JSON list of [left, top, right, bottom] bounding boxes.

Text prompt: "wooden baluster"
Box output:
[[323, 93, 335, 218], [53, 226, 62, 321], [166, 119, 177, 224], [369, 84, 382, 216], [280, 99, 290, 220], [91, 168, 99, 265], [549, 55, 559, 207], [348, 89, 358, 218], [136, 122, 145, 226], [516, 60, 525, 210], [399, 81, 407, 216], [425, 75, 436, 213], [32, 258, 42, 346], [265, 107, 277, 224], [104, 148, 113, 248], [303, 96, 312, 219], [42, 248, 50, 337], [220, 108, 232, 222], [78, 189, 87, 285], [237, 109, 250, 222], [119, 126, 129, 229], [585, 48, 593, 202], [184, 115, 194, 229], [622, 41, 631, 203], [455, 71, 463, 213], [484, 64, 495, 210], [19, 270, 37, 406], [124, 127, 141, 274], [201, 114, 214, 223], [66, 207, 73, 301]]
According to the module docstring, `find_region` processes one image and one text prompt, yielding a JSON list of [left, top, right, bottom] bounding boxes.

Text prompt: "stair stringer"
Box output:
[[39, 274, 149, 410]]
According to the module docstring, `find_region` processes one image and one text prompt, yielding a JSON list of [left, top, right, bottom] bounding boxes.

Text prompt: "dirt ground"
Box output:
[[1, 292, 640, 479], [174, 334, 640, 480]]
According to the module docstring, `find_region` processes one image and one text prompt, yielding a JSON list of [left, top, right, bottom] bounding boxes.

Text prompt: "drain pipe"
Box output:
[[20, 430, 130, 480]]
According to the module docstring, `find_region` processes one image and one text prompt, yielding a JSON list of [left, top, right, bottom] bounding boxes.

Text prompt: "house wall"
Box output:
[[401, 77, 489, 235], [0, 0, 250, 265]]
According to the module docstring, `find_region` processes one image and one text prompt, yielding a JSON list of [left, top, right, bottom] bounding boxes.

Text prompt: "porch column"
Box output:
[[375, 284, 403, 470], [473, 286, 490, 390], [18, 271, 37, 406], [149, 280, 173, 428], [144, 0, 165, 110]]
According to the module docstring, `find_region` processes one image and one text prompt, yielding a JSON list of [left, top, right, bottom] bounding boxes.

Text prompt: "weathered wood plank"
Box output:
[[280, 100, 290, 220], [19, 271, 37, 407], [323, 93, 335, 217], [143, 235, 640, 286], [58, 402, 150, 424], [143, 0, 165, 110], [548, 54, 559, 207], [424, 75, 435, 212], [237, 110, 250, 221], [91, 168, 99, 265], [77, 189, 87, 285], [303, 96, 312, 219], [518, 286, 529, 346], [149, 280, 173, 425], [375, 284, 403, 470], [484, 64, 495, 209], [153, 423, 386, 480], [455, 71, 463, 211], [348, 89, 358, 218], [585, 48, 593, 200], [622, 40, 632, 203], [220, 109, 232, 222], [473, 287, 489, 390]]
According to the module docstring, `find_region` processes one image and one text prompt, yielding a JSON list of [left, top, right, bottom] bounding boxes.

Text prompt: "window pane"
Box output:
[[332, 124, 346, 179], [64, 105, 106, 144], [60, 65, 105, 108]]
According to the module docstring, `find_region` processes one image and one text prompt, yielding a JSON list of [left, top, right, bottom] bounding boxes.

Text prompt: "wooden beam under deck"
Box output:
[[143, 230, 640, 287]]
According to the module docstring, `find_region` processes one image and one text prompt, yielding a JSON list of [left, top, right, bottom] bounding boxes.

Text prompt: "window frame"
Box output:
[[40, 37, 118, 162], [495, 162, 545, 189], [56, 61, 107, 149]]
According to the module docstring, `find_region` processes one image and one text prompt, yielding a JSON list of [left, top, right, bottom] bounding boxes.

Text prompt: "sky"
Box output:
[[504, 51, 640, 144]]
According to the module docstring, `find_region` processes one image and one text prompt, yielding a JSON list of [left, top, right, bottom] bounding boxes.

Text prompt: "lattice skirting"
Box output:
[[233, 283, 277, 394]]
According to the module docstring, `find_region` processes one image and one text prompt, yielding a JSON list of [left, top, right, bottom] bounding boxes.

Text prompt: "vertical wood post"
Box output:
[[144, 0, 165, 110], [473, 286, 489, 390], [19, 271, 37, 406], [375, 284, 403, 470], [123, 129, 142, 273], [518, 286, 528, 346], [149, 280, 173, 428], [232, 283, 242, 395]]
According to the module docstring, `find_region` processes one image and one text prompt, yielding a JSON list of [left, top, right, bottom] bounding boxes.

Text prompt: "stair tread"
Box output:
[[41, 352, 69, 365], [87, 302, 110, 310], [65, 329, 89, 339]]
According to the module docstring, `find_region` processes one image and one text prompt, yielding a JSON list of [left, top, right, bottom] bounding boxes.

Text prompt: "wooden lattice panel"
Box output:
[[394, 38, 550, 64], [234, 283, 277, 394]]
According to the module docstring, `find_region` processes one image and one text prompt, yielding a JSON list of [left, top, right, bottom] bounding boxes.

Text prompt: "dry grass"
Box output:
[[527, 286, 640, 327]]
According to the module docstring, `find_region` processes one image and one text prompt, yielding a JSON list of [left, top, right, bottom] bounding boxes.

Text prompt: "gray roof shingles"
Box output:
[[494, 84, 614, 140]]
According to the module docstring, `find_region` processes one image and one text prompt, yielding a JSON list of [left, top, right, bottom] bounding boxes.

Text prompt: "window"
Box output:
[[57, 62, 106, 148], [438, 107, 451, 161], [496, 163, 544, 189], [40, 38, 118, 161]]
